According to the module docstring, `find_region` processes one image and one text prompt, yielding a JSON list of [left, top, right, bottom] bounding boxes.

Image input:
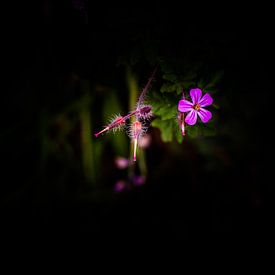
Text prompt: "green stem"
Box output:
[[138, 149, 147, 177], [79, 80, 96, 185], [126, 67, 137, 179]]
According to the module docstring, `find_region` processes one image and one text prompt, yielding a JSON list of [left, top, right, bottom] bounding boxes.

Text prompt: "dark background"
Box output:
[[0, 3, 273, 243]]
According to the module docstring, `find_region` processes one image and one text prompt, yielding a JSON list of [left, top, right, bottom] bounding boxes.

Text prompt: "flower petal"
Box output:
[[178, 99, 193, 112], [198, 108, 212, 123], [185, 110, 198, 125], [190, 88, 202, 104], [199, 93, 213, 107]]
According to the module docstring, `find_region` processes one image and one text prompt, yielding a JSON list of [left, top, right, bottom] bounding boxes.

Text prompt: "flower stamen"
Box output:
[[132, 121, 142, 162], [193, 104, 201, 111]]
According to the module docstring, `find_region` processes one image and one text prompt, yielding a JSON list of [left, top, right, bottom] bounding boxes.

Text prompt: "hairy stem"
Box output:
[[137, 65, 158, 108]]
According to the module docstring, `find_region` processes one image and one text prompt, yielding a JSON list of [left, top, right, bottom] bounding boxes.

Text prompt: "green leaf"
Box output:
[[155, 104, 176, 120], [160, 83, 177, 93], [173, 120, 183, 143], [152, 118, 173, 142]]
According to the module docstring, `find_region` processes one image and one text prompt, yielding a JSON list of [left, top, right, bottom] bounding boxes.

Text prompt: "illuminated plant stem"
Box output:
[[126, 67, 147, 178], [127, 67, 137, 179], [79, 80, 96, 185], [133, 138, 138, 162], [138, 148, 147, 177], [95, 66, 157, 139], [137, 65, 158, 108]]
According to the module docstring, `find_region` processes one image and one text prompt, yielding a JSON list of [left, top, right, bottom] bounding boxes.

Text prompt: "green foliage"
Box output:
[[148, 62, 222, 143], [152, 118, 173, 142], [116, 36, 222, 144]]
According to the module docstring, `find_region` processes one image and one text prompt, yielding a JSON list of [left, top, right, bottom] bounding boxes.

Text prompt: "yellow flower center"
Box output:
[[193, 104, 201, 111]]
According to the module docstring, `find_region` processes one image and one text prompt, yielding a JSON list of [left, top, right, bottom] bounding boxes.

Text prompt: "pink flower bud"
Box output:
[[133, 175, 146, 186], [177, 112, 185, 136]]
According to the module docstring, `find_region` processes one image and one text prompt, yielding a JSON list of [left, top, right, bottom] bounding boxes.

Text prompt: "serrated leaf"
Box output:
[[147, 92, 163, 111], [155, 105, 176, 120]]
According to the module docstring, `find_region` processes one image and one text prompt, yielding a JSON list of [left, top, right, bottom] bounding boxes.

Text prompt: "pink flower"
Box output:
[[132, 175, 146, 186], [115, 157, 129, 169], [178, 88, 213, 125], [138, 134, 151, 148]]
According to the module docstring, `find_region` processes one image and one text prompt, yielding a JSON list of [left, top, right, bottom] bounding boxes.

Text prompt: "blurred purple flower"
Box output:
[[133, 175, 146, 186], [138, 134, 151, 149], [115, 157, 129, 169], [178, 88, 213, 125], [114, 180, 127, 193]]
